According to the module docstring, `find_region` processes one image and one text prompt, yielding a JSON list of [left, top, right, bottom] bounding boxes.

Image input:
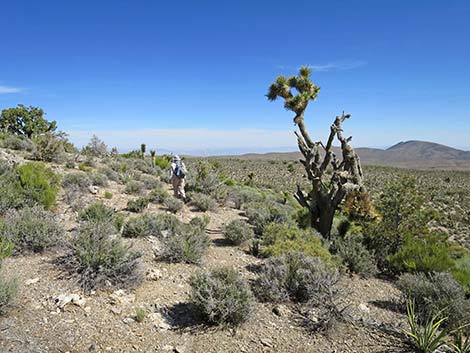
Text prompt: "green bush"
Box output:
[[189, 267, 254, 326], [122, 213, 182, 238], [32, 132, 66, 163], [0, 238, 17, 314], [228, 186, 264, 209], [62, 220, 142, 291], [190, 192, 217, 212], [78, 202, 116, 224], [2, 134, 36, 152], [140, 175, 160, 189], [397, 272, 470, 328], [104, 191, 113, 199], [164, 197, 184, 214], [0, 272, 17, 314], [223, 219, 254, 245], [0, 169, 25, 214], [332, 235, 378, 276], [98, 167, 120, 182], [253, 252, 338, 303], [243, 201, 294, 235], [161, 224, 210, 264], [388, 233, 455, 274], [0, 238, 14, 263], [17, 162, 60, 209], [62, 172, 91, 189], [127, 197, 149, 213], [124, 180, 143, 195], [363, 176, 434, 274], [148, 186, 169, 204], [1, 205, 64, 253], [154, 156, 170, 169], [90, 172, 108, 187], [260, 223, 335, 265]]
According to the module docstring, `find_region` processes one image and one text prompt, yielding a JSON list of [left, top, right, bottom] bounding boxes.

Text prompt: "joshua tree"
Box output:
[[140, 143, 146, 159], [150, 150, 156, 166], [267, 66, 366, 238]]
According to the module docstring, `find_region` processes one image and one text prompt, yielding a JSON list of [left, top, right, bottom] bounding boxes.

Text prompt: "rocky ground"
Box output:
[[0, 150, 410, 353]]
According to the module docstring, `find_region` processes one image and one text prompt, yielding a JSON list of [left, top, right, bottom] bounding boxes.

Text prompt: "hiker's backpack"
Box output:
[[174, 161, 186, 178]]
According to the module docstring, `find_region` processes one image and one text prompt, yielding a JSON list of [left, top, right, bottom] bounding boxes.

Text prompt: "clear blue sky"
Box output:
[[0, 0, 469, 153]]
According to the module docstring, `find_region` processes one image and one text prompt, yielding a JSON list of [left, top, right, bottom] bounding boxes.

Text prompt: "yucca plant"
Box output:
[[0, 238, 13, 264], [404, 300, 448, 353], [451, 330, 470, 353]]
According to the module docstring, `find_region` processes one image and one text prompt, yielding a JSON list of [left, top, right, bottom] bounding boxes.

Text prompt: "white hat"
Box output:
[[173, 154, 181, 161]]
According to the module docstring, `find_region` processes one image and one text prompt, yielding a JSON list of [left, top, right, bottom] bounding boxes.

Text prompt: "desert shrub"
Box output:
[[122, 213, 183, 238], [453, 255, 470, 293], [82, 135, 107, 157], [0, 170, 25, 214], [154, 156, 170, 169], [89, 172, 108, 187], [104, 191, 113, 199], [1, 205, 64, 253], [186, 160, 220, 194], [17, 162, 60, 209], [0, 271, 17, 314], [253, 252, 338, 303], [331, 235, 378, 276], [98, 167, 120, 182], [363, 177, 434, 274], [133, 159, 153, 174], [388, 233, 455, 275], [78, 201, 116, 224], [148, 186, 169, 204], [243, 201, 294, 235], [397, 272, 470, 327], [190, 192, 217, 212], [78, 162, 92, 172], [62, 172, 91, 189], [228, 186, 264, 209], [122, 216, 149, 238], [260, 223, 335, 265], [65, 159, 75, 169], [62, 220, 142, 291], [223, 219, 254, 245], [164, 197, 184, 213], [0, 238, 14, 263], [126, 197, 149, 213], [161, 224, 210, 264], [140, 175, 160, 189], [2, 134, 36, 152], [189, 215, 211, 231], [32, 132, 66, 162], [189, 267, 254, 326], [124, 180, 143, 195], [0, 238, 17, 313]]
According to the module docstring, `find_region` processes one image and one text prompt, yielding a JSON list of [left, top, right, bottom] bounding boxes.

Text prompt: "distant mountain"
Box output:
[[215, 141, 470, 170]]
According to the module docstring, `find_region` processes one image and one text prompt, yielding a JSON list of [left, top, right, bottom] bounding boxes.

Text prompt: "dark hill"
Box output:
[[216, 141, 470, 170]]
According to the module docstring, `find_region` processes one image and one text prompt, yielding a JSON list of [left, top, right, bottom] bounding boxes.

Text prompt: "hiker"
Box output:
[[169, 154, 187, 200]]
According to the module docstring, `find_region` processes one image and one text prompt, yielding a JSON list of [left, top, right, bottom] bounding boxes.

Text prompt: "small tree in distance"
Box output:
[[267, 66, 367, 238]]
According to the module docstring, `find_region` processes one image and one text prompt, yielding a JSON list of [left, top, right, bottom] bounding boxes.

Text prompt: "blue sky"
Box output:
[[0, 0, 469, 153]]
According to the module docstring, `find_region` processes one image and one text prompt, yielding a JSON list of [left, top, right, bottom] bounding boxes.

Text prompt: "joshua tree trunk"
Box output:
[[267, 67, 366, 239]]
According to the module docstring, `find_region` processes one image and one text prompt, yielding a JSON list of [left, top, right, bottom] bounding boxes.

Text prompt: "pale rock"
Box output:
[[88, 185, 98, 194], [25, 277, 40, 285], [149, 312, 172, 331], [123, 317, 135, 324], [146, 268, 163, 281], [109, 289, 135, 305], [55, 293, 86, 309], [358, 303, 370, 313]]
